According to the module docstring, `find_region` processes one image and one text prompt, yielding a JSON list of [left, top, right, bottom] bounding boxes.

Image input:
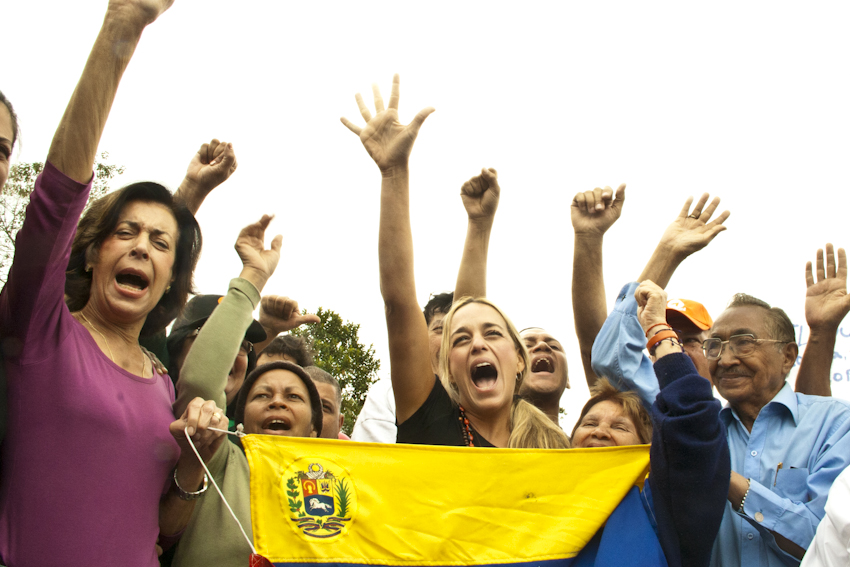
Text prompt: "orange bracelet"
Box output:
[[644, 323, 672, 338], [647, 330, 679, 353]]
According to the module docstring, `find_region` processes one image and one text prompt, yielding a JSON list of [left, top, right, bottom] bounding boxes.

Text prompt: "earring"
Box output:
[[85, 265, 92, 273], [165, 285, 172, 293]]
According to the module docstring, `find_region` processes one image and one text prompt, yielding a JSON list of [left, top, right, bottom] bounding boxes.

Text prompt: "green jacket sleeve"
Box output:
[[173, 278, 261, 417]]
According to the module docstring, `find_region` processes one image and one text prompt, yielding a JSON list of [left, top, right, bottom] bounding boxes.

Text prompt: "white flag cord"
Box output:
[[183, 426, 256, 555]]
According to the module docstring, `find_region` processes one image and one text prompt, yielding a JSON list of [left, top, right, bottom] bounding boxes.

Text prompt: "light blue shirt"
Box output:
[[592, 281, 850, 566], [712, 383, 850, 566], [591, 281, 660, 410]]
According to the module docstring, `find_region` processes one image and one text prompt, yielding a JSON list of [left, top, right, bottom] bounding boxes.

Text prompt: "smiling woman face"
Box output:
[[572, 400, 642, 448], [88, 200, 178, 326], [446, 302, 524, 416], [243, 369, 316, 437]]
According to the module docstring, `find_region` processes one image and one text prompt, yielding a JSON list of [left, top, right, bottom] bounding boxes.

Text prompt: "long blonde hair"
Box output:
[[438, 297, 570, 449]]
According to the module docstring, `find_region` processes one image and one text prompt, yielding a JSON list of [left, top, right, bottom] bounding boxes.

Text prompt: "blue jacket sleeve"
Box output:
[[648, 353, 730, 567], [591, 281, 660, 410]]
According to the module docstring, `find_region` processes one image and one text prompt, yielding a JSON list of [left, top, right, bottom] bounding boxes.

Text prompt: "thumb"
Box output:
[[270, 234, 283, 254], [297, 313, 322, 326], [613, 184, 626, 209], [408, 107, 435, 134]]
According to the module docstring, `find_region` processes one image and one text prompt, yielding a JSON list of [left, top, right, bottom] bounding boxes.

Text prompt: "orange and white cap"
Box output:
[[666, 298, 713, 330]]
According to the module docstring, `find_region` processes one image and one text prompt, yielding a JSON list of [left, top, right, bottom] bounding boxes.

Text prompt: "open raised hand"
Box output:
[[805, 244, 850, 331], [461, 168, 500, 225], [340, 74, 435, 173], [571, 184, 626, 237], [657, 193, 730, 260], [234, 215, 282, 292], [259, 295, 321, 336]]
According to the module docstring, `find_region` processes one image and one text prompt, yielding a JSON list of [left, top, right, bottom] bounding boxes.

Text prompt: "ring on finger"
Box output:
[[688, 212, 701, 219]]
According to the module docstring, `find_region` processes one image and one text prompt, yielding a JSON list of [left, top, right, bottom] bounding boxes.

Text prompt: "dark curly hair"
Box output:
[[65, 182, 202, 337], [258, 334, 316, 367]]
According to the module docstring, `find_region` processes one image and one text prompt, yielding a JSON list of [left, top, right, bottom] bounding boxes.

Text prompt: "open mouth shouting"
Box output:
[[261, 416, 292, 435], [114, 268, 150, 296], [470, 361, 499, 391], [531, 355, 554, 374]]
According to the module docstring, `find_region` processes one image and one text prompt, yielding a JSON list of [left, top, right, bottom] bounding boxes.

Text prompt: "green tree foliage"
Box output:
[[0, 152, 124, 284], [291, 307, 380, 435]]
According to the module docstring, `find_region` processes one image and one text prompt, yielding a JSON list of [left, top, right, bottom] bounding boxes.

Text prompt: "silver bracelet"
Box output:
[[738, 478, 751, 514], [173, 468, 209, 501]]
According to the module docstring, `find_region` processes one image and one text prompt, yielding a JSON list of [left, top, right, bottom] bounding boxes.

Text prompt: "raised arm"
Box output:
[[638, 193, 729, 287], [570, 184, 625, 388], [173, 215, 281, 417], [635, 280, 730, 567], [48, 0, 175, 183], [795, 244, 850, 396], [174, 138, 239, 215], [341, 75, 434, 423], [591, 194, 729, 408], [454, 168, 500, 300]]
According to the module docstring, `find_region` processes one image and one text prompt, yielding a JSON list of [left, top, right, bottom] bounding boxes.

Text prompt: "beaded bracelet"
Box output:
[[646, 329, 678, 353], [650, 337, 682, 355], [738, 478, 751, 514]]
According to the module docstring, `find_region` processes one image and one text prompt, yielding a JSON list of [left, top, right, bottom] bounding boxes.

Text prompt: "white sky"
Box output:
[[6, 1, 850, 431]]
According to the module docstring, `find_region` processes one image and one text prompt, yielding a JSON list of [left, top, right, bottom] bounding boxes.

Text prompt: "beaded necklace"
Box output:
[[458, 405, 475, 447]]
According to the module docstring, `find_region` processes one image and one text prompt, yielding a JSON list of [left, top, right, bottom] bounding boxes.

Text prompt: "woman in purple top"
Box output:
[[0, 1, 220, 565]]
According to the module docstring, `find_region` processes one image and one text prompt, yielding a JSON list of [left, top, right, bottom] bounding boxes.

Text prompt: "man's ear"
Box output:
[[781, 341, 799, 375], [309, 429, 318, 438], [339, 414, 345, 429]]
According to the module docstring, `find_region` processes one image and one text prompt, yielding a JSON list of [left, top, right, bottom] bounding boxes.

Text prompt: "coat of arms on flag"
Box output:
[[283, 458, 356, 540]]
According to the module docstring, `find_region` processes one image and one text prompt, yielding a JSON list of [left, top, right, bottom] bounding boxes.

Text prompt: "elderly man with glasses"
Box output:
[[702, 292, 850, 566]]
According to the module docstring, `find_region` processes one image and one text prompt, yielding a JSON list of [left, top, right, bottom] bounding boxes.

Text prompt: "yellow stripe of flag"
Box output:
[[244, 436, 650, 565]]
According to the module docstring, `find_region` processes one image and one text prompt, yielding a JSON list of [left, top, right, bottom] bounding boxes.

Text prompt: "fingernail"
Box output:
[[210, 159, 218, 166], [187, 426, 195, 436]]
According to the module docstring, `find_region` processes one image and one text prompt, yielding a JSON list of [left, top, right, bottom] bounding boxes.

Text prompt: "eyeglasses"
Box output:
[[701, 334, 788, 361]]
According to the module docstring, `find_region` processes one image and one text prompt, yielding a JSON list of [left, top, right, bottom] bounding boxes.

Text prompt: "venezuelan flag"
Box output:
[[244, 436, 653, 567]]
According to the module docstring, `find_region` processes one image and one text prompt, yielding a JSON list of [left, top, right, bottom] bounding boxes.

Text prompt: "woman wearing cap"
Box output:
[[159, 214, 321, 565], [167, 292, 268, 425], [0, 1, 229, 564]]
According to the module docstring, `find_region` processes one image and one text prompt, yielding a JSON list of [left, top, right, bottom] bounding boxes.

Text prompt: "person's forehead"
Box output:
[[586, 400, 628, 421], [428, 311, 446, 327], [314, 382, 338, 406], [711, 305, 770, 337], [252, 369, 307, 392], [451, 303, 505, 330], [0, 105, 12, 144], [118, 201, 178, 234], [521, 328, 558, 343]]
